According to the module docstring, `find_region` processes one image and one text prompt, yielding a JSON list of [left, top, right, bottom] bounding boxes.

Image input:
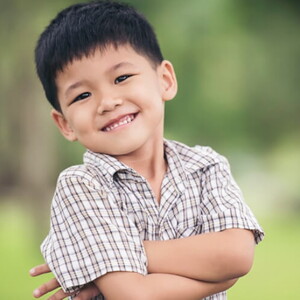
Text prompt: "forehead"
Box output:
[[58, 43, 156, 76]]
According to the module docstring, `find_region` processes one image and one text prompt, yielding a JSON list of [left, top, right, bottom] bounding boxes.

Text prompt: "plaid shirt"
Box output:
[[41, 139, 264, 300]]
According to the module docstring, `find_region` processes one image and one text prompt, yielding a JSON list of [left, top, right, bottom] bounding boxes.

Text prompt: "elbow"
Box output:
[[229, 241, 255, 279], [221, 229, 256, 280], [217, 249, 254, 281], [233, 250, 254, 278], [216, 251, 253, 281]]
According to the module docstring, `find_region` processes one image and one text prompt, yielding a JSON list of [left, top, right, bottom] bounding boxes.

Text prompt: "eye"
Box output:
[[114, 74, 132, 84], [71, 92, 91, 104]]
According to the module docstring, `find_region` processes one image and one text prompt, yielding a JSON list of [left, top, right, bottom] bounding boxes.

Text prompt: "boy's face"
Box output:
[[52, 44, 177, 157]]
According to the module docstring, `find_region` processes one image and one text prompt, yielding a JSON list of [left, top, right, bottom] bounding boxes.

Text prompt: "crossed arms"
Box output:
[[31, 228, 255, 300]]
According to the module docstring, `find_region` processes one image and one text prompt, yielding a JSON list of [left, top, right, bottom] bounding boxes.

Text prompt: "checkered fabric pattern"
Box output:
[[41, 139, 264, 299]]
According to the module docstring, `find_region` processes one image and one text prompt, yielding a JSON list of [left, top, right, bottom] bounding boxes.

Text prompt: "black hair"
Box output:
[[35, 0, 164, 111]]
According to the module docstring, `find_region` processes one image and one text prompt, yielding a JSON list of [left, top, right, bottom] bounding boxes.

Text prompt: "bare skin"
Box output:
[[30, 264, 238, 300]]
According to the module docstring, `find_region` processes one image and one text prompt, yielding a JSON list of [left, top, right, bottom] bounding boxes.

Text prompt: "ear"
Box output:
[[51, 109, 77, 142], [159, 60, 178, 101]]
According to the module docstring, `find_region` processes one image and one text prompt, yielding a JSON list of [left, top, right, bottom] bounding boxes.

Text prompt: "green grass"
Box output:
[[229, 215, 300, 299], [0, 203, 52, 300], [1, 202, 300, 299]]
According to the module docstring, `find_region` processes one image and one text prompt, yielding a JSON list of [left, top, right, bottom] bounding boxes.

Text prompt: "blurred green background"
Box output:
[[1, 0, 299, 299]]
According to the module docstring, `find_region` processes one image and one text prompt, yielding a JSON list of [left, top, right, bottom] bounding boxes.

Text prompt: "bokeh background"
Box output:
[[1, 0, 299, 299]]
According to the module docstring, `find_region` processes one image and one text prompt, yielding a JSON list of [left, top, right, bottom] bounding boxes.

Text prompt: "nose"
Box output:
[[97, 96, 123, 115]]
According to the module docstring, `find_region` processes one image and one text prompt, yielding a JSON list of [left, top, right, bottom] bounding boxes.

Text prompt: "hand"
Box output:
[[30, 263, 100, 300]]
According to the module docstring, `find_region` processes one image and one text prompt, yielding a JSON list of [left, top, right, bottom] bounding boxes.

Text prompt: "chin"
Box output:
[[106, 140, 147, 157], [85, 134, 151, 156], [106, 147, 139, 157]]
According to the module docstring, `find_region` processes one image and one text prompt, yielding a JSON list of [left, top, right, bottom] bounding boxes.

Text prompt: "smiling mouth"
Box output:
[[101, 113, 137, 132]]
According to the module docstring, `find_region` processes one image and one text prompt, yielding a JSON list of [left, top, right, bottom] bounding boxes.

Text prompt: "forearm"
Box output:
[[95, 272, 237, 300], [144, 229, 255, 282], [144, 274, 237, 300]]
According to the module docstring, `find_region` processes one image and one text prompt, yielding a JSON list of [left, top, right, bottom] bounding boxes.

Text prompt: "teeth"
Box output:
[[103, 114, 135, 132]]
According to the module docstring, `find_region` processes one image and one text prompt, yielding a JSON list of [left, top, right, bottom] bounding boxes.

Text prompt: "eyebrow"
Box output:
[[64, 81, 84, 97], [64, 61, 136, 98], [107, 61, 136, 73]]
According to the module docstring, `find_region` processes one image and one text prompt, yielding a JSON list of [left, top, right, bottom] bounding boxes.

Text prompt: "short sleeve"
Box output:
[[41, 168, 147, 294], [199, 154, 264, 244]]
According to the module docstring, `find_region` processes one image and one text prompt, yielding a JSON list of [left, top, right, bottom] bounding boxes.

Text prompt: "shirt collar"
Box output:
[[163, 139, 188, 190], [83, 149, 129, 182], [164, 139, 221, 174], [83, 140, 217, 187]]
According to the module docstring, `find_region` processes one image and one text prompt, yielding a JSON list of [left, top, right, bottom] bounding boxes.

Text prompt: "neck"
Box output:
[[118, 138, 166, 204], [116, 137, 167, 181]]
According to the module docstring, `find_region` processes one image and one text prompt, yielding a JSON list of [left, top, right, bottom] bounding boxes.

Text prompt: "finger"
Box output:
[[47, 288, 73, 300], [33, 278, 60, 298], [30, 263, 51, 276], [73, 283, 100, 300]]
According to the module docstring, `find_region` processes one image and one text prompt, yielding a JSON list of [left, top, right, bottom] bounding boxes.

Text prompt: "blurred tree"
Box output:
[[0, 0, 76, 225], [158, 0, 300, 152]]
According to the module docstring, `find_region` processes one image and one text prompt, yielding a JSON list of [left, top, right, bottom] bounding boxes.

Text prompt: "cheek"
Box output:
[[130, 87, 163, 111], [69, 110, 93, 132], [129, 76, 162, 100]]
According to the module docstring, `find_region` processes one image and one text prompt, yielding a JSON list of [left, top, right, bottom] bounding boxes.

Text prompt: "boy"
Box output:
[[30, 1, 264, 299]]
